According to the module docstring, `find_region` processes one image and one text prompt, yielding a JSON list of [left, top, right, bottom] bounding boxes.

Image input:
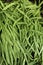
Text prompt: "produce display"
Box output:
[[0, 0, 43, 65]]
